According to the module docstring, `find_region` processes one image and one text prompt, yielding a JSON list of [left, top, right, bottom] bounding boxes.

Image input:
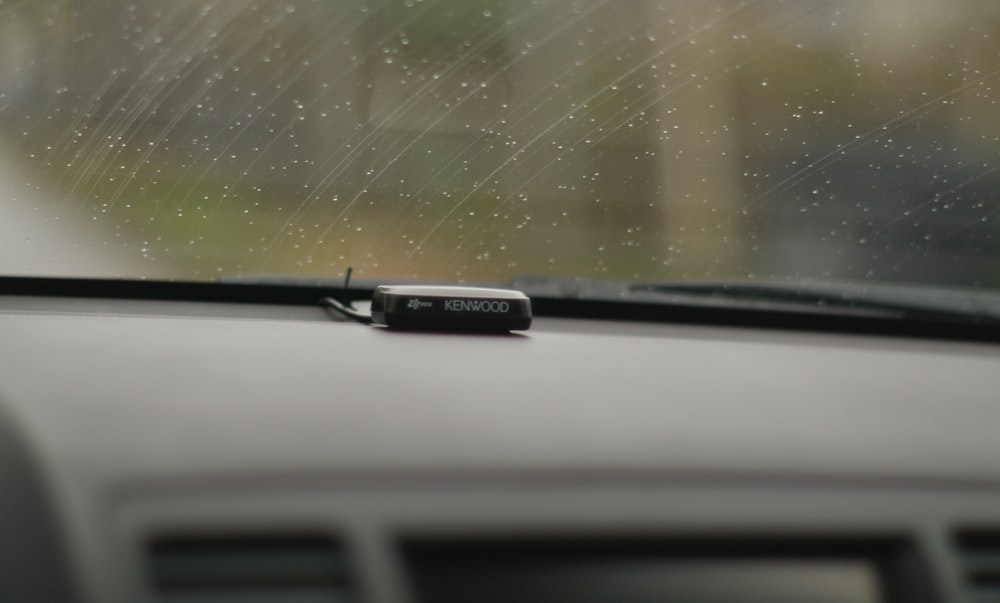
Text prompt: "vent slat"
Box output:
[[955, 529, 1000, 600], [149, 535, 353, 603], [962, 553, 1000, 572], [155, 589, 353, 603], [153, 549, 349, 587]]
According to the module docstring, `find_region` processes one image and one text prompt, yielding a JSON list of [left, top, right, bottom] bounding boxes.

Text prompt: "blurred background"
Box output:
[[1, 0, 999, 286]]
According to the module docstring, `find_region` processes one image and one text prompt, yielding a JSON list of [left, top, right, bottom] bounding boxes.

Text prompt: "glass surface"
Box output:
[[1, 0, 999, 288]]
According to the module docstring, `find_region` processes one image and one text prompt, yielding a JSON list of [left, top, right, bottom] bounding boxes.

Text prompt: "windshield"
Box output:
[[2, 0, 999, 290]]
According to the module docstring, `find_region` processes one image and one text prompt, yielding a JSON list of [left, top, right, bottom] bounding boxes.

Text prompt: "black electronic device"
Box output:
[[369, 285, 531, 331]]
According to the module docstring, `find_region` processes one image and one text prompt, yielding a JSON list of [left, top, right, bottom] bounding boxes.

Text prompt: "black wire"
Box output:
[[320, 296, 373, 324], [320, 266, 373, 324], [342, 266, 353, 306]]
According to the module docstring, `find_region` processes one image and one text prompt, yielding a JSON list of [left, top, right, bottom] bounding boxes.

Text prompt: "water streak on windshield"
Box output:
[[1, 0, 999, 288]]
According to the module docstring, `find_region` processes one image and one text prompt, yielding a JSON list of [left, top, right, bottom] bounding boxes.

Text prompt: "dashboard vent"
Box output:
[[149, 533, 354, 603], [955, 530, 1000, 600]]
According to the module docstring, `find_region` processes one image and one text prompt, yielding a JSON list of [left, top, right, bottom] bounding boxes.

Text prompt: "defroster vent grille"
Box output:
[[956, 530, 1000, 603], [149, 533, 355, 603]]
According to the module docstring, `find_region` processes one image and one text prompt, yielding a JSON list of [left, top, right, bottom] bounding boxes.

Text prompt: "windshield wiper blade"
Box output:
[[510, 276, 1000, 325]]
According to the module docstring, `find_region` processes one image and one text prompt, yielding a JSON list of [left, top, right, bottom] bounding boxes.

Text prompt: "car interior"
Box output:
[[2, 2, 1000, 603]]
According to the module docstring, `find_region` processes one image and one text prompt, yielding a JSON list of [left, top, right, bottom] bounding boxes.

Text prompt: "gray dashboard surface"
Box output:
[[3, 295, 1000, 603], [1, 295, 999, 489]]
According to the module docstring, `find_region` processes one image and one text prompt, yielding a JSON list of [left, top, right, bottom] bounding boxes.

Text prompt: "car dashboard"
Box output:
[[1, 291, 1000, 603]]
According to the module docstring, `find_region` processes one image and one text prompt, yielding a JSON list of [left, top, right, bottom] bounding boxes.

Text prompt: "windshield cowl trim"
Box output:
[[4, 275, 1000, 344]]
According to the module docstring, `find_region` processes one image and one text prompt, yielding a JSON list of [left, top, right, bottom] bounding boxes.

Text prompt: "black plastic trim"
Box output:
[[529, 296, 1000, 343], [2, 276, 1000, 343], [0, 276, 355, 306]]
